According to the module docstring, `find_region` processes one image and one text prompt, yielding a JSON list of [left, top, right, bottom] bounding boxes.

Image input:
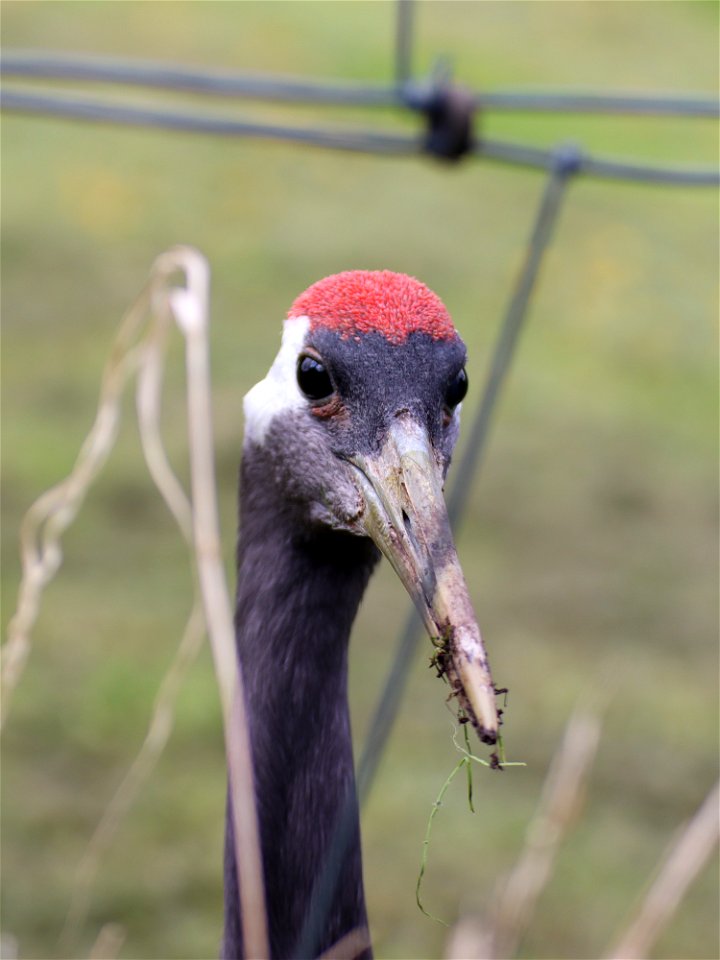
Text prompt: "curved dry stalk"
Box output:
[[63, 248, 198, 943], [135, 285, 194, 541], [606, 778, 720, 960], [5, 248, 268, 959], [56, 262, 208, 950], [1, 287, 152, 728], [61, 600, 206, 948]]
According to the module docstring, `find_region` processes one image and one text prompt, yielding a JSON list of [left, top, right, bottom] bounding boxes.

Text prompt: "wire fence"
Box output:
[[2, 1, 718, 957], [1, 46, 719, 183]]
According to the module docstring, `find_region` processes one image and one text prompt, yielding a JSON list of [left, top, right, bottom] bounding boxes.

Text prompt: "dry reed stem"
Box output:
[[136, 283, 195, 541], [1, 289, 151, 727], [161, 248, 269, 959], [446, 704, 718, 960], [61, 601, 206, 948], [489, 706, 602, 959], [87, 923, 126, 960], [0, 933, 19, 960], [4, 248, 268, 959], [606, 778, 720, 960], [443, 914, 492, 960], [61, 253, 205, 950], [447, 704, 603, 960]]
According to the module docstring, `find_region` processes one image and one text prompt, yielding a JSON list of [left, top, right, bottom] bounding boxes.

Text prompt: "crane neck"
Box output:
[[223, 448, 378, 959]]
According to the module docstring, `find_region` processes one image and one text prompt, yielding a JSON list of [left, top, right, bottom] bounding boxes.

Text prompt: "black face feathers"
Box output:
[[298, 327, 468, 459]]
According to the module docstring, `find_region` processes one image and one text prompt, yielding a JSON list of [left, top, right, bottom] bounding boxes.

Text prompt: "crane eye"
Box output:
[[445, 367, 468, 410], [297, 354, 334, 401]]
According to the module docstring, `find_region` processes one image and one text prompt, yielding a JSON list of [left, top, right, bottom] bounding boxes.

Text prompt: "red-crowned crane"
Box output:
[[223, 271, 498, 959]]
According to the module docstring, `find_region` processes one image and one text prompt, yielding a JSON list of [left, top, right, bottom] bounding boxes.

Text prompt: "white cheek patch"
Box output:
[[243, 316, 310, 447], [445, 402, 462, 464]]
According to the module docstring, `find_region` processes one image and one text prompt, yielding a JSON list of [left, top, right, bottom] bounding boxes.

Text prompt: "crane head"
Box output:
[[243, 271, 499, 744]]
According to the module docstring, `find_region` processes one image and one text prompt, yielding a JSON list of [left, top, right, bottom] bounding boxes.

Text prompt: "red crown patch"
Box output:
[[288, 270, 456, 344]]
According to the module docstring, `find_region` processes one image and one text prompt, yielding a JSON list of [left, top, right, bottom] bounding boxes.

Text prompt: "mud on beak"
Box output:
[[348, 414, 499, 744]]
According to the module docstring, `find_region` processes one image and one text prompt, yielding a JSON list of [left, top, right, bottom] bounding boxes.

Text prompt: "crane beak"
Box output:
[[347, 414, 499, 744]]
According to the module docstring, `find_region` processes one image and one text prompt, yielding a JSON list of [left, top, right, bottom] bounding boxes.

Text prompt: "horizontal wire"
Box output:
[[3, 50, 719, 117], [474, 89, 719, 118], [2, 88, 718, 186], [0, 51, 403, 106], [475, 138, 720, 186], [0, 89, 416, 153]]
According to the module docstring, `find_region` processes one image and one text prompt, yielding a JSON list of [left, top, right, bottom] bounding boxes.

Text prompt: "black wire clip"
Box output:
[[421, 80, 475, 162], [404, 58, 475, 163]]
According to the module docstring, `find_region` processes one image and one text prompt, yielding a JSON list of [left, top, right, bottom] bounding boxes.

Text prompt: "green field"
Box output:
[[2, 3, 718, 959]]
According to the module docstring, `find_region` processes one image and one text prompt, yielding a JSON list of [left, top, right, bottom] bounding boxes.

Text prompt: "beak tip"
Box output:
[[465, 706, 498, 745], [452, 659, 500, 746]]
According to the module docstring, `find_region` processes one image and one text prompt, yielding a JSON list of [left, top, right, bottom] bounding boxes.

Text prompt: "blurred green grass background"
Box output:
[[1, 2, 718, 958]]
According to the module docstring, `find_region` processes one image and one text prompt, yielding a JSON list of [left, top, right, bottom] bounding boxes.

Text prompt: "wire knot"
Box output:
[[423, 83, 475, 162], [551, 141, 585, 177]]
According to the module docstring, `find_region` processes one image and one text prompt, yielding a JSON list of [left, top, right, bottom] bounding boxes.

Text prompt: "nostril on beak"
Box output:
[[401, 508, 412, 537], [401, 507, 420, 556], [401, 508, 435, 603]]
